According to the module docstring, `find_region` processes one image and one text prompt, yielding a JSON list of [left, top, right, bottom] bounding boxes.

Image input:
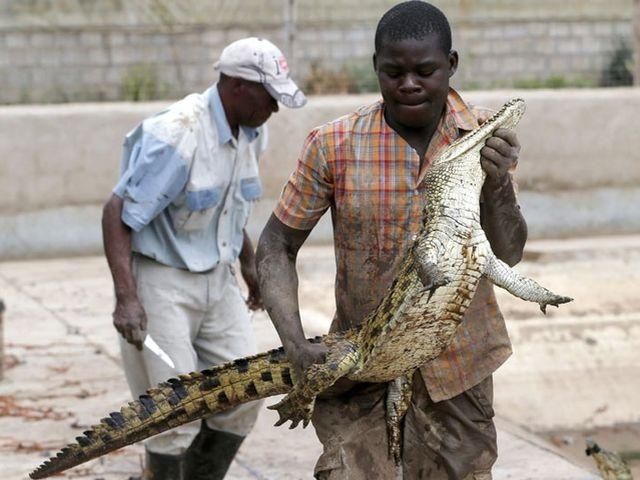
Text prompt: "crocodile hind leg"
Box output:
[[386, 375, 413, 464], [415, 260, 450, 292], [413, 231, 451, 292], [484, 252, 573, 312], [268, 337, 360, 429]]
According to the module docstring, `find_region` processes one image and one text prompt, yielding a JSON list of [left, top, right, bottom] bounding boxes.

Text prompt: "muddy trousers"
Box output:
[[312, 372, 497, 480]]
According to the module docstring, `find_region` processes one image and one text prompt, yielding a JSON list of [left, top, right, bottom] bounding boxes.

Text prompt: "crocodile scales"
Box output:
[[30, 98, 572, 479], [586, 440, 633, 480]]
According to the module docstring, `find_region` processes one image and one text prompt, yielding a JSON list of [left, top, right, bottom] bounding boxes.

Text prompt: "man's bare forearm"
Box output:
[[257, 215, 329, 376], [256, 215, 308, 352], [102, 194, 148, 349], [239, 229, 255, 272], [480, 175, 527, 267], [102, 194, 137, 302]]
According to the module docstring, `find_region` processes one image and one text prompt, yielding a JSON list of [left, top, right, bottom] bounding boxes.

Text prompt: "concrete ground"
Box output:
[[2, 235, 639, 479]]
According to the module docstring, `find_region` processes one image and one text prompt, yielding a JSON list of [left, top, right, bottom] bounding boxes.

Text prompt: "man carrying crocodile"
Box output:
[[257, 2, 527, 479]]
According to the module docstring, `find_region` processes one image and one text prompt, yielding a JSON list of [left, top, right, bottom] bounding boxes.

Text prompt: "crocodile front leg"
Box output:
[[268, 338, 361, 428], [483, 248, 572, 313]]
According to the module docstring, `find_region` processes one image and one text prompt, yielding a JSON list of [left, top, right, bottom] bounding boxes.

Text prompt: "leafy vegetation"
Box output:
[[121, 64, 163, 101], [600, 42, 634, 87], [302, 60, 378, 95], [513, 75, 597, 89]]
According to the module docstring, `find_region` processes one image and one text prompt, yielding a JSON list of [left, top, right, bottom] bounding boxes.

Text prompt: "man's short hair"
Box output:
[[374, 1, 452, 54]]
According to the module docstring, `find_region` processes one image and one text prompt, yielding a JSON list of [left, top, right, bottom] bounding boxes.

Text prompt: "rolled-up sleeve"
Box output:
[[274, 129, 334, 231], [114, 132, 189, 232]]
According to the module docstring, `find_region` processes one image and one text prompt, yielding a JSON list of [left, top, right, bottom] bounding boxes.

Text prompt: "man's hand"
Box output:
[[286, 340, 328, 382], [241, 261, 263, 310], [286, 337, 358, 397], [113, 298, 147, 350], [480, 128, 521, 188]]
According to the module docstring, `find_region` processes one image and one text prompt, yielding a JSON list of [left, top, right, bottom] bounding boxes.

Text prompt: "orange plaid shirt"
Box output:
[[274, 89, 512, 401]]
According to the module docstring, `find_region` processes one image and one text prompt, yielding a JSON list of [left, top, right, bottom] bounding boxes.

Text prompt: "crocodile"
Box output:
[[30, 97, 572, 479], [586, 440, 634, 480]]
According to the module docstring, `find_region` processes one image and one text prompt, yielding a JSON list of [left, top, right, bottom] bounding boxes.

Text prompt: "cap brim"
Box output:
[[265, 79, 307, 109]]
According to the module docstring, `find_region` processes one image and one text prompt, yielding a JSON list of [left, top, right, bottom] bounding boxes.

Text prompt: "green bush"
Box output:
[[512, 75, 596, 89], [600, 42, 633, 87], [302, 60, 378, 95], [121, 64, 161, 101]]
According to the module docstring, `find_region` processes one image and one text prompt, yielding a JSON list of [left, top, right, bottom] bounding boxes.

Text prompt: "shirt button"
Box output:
[[222, 241, 227, 247], [223, 210, 228, 215]]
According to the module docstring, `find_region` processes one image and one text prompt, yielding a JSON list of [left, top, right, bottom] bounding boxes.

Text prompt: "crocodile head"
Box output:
[[436, 98, 526, 166], [493, 97, 526, 131]]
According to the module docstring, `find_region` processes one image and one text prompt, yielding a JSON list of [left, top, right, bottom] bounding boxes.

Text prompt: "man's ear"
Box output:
[[448, 50, 459, 78], [372, 53, 378, 72]]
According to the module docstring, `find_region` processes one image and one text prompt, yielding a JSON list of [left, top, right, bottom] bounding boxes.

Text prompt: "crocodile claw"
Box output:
[[539, 295, 573, 314], [416, 261, 450, 291], [268, 395, 314, 429]]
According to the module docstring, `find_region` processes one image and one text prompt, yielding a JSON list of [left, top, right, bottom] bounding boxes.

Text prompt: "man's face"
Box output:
[[235, 80, 279, 128], [374, 35, 457, 131]]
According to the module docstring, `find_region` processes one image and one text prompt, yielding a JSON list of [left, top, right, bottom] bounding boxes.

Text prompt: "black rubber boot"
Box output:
[[183, 421, 246, 480], [132, 450, 183, 480]]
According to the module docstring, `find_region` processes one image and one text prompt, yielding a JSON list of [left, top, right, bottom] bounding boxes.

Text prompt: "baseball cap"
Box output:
[[214, 37, 307, 109]]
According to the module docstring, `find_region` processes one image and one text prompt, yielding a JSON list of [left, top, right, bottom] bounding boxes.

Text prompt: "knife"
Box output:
[[143, 334, 176, 369]]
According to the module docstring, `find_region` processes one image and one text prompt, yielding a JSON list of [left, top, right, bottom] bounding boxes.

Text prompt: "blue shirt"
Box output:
[[114, 85, 267, 272]]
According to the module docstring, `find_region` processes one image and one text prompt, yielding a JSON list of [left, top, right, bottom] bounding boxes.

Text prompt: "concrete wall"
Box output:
[[1, 88, 639, 259], [0, 0, 634, 104]]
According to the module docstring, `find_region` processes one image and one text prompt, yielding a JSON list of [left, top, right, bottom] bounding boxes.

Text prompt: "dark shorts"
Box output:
[[312, 373, 497, 480]]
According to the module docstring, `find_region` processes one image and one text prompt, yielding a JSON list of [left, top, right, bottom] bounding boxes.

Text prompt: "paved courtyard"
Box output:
[[2, 235, 639, 479]]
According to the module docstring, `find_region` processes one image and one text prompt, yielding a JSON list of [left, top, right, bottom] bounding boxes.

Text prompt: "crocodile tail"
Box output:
[[30, 346, 294, 479]]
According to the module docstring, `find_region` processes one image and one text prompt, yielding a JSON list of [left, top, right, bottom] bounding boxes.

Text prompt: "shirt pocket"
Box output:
[[172, 185, 222, 232], [233, 176, 263, 224], [228, 176, 263, 257], [239, 176, 263, 202]]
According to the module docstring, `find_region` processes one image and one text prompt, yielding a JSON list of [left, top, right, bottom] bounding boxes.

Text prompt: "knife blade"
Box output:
[[143, 334, 176, 369]]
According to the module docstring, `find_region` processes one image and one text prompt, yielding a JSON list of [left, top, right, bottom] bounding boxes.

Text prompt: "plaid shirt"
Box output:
[[274, 89, 512, 401]]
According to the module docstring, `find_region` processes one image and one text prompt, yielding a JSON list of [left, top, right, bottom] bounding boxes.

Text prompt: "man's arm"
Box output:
[[256, 214, 327, 379], [479, 128, 528, 266], [102, 194, 147, 350], [239, 229, 262, 310]]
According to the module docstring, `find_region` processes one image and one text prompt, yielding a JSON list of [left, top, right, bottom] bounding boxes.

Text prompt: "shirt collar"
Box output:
[[428, 87, 480, 150], [209, 84, 260, 145], [445, 87, 479, 133]]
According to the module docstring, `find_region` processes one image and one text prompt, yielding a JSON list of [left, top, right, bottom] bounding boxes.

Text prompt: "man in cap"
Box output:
[[102, 37, 305, 480]]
